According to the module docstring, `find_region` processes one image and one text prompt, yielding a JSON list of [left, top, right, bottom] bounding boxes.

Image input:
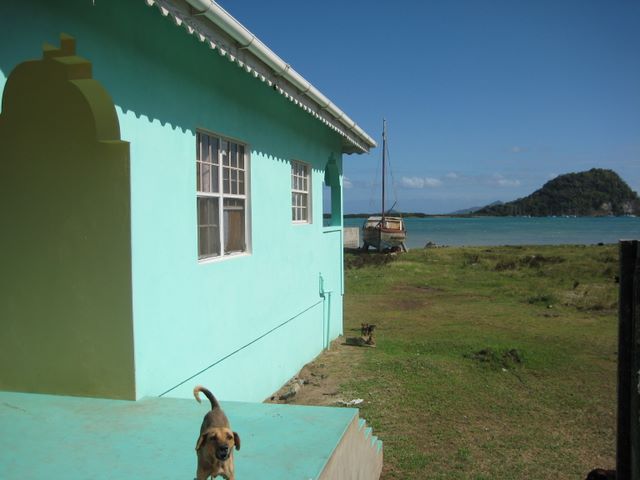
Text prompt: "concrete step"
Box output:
[[318, 414, 383, 479]]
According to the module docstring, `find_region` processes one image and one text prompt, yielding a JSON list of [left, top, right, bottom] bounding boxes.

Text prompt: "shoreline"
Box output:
[[345, 242, 620, 254], [340, 213, 638, 219], [342, 216, 639, 250]]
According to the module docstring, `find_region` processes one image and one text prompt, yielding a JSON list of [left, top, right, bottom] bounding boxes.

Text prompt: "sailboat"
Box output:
[[362, 120, 407, 252]]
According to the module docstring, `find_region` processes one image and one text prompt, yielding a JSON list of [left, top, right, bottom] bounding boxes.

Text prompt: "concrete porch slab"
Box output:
[[0, 391, 382, 479]]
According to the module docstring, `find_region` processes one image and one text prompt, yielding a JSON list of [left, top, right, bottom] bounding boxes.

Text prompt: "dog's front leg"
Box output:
[[220, 464, 234, 480], [195, 467, 210, 480]]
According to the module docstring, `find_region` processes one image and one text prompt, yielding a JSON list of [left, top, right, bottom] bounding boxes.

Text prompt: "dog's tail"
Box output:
[[193, 385, 221, 411]]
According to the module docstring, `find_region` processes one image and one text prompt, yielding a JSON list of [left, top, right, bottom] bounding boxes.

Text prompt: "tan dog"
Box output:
[[194, 386, 241, 480]]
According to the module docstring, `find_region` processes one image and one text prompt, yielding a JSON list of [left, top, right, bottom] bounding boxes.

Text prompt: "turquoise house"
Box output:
[[0, 0, 376, 402]]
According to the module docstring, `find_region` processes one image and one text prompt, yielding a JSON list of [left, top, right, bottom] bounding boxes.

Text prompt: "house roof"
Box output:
[[145, 0, 376, 154]]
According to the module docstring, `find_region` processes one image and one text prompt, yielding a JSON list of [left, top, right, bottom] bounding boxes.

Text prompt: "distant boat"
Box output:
[[363, 215, 407, 251], [362, 120, 407, 252]]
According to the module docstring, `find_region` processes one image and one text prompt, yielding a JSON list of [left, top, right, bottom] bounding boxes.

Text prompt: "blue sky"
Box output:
[[219, 0, 640, 214]]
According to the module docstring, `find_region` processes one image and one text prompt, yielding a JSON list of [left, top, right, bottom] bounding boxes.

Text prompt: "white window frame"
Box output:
[[196, 129, 251, 262], [291, 160, 312, 224]]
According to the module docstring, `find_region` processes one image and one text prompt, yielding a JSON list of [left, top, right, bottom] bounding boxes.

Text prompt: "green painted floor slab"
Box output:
[[0, 391, 358, 479]]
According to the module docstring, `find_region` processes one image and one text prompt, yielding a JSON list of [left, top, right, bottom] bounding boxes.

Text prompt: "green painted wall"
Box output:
[[0, 35, 135, 399], [0, 0, 348, 402]]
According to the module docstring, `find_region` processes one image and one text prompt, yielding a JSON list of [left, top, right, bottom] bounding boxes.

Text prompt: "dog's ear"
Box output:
[[195, 433, 207, 451], [233, 431, 241, 451]]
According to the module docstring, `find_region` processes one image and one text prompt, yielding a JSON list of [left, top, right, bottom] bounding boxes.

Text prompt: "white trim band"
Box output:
[[144, 0, 376, 154]]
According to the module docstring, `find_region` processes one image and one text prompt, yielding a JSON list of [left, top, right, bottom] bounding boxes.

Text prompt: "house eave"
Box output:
[[145, 0, 376, 154]]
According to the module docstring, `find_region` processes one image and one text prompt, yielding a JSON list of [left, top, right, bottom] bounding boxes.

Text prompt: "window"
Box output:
[[197, 131, 249, 260], [291, 160, 311, 223]]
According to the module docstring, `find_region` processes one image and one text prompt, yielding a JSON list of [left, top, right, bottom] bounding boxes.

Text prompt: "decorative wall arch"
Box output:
[[0, 35, 135, 399]]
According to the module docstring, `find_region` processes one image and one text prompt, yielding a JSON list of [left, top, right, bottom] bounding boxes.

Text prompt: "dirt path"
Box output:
[[266, 336, 370, 407]]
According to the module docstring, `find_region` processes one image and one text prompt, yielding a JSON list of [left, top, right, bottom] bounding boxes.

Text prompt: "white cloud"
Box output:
[[445, 172, 459, 179], [401, 176, 425, 188], [343, 176, 353, 189], [498, 178, 521, 187], [424, 177, 443, 187], [493, 173, 521, 187], [401, 176, 442, 189], [510, 146, 528, 153]]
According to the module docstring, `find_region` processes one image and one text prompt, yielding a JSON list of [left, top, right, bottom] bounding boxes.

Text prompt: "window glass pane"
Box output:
[[239, 171, 245, 195], [224, 198, 245, 254], [231, 170, 238, 195], [198, 197, 220, 258], [221, 140, 229, 166], [196, 132, 201, 161], [211, 137, 219, 165], [302, 196, 308, 220], [222, 167, 230, 194], [201, 162, 211, 193], [200, 134, 208, 163], [239, 145, 244, 169], [231, 143, 237, 168], [212, 162, 219, 194]]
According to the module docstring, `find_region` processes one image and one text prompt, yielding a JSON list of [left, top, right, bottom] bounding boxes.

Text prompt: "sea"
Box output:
[[343, 216, 640, 249]]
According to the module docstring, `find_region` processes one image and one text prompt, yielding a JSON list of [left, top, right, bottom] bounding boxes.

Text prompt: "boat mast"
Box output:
[[381, 119, 386, 221]]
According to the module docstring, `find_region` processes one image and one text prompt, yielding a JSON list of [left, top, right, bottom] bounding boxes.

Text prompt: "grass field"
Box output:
[[339, 244, 618, 479]]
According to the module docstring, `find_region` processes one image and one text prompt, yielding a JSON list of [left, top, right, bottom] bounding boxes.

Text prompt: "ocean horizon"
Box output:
[[343, 216, 640, 249]]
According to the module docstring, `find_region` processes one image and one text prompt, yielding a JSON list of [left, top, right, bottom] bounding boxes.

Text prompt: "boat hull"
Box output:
[[362, 216, 407, 250]]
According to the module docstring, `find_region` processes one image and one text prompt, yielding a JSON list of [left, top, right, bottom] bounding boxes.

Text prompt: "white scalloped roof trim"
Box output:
[[144, 0, 370, 154]]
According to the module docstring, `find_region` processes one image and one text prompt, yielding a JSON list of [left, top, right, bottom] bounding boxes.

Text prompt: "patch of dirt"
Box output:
[[265, 336, 368, 407], [465, 347, 524, 369], [388, 296, 429, 311], [394, 284, 444, 293], [562, 284, 616, 312]]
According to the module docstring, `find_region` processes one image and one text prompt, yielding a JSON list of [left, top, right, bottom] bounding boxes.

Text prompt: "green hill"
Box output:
[[476, 168, 640, 217]]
